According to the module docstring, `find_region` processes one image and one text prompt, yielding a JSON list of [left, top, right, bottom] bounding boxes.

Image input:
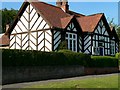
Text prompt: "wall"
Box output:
[[2, 66, 84, 85], [10, 4, 52, 51], [84, 67, 118, 75], [3, 66, 118, 85]]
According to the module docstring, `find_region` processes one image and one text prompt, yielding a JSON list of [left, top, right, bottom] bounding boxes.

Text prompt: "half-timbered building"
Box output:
[[6, 0, 119, 56]]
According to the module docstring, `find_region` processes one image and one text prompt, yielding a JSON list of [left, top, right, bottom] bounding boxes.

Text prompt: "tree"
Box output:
[[1, 8, 18, 33], [108, 18, 120, 52]]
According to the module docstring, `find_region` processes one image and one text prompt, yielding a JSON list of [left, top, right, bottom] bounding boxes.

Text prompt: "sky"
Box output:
[[0, 0, 119, 25]]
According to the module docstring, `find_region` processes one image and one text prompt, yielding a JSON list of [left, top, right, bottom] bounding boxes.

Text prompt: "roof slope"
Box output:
[[6, 0, 111, 34], [110, 26, 119, 40], [77, 14, 103, 32], [68, 11, 85, 17], [30, 1, 71, 28], [0, 34, 9, 46]]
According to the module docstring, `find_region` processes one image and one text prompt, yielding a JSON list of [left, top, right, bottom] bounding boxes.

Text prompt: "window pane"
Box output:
[[66, 34, 68, 37], [70, 34, 72, 38], [73, 40, 76, 51], [73, 35, 76, 38]]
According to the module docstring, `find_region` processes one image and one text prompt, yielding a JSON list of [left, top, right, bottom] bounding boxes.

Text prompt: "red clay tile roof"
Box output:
[[30, 1, 71, 28], [60, 16, 74, 28], [68, 11, 85, 17], [77, 14, 103, 32], [0, 34, 10, 46], [6, 0, 110, 34]]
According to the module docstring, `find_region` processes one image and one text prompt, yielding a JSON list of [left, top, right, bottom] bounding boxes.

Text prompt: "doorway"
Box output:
[[99, 47, 104, 56]]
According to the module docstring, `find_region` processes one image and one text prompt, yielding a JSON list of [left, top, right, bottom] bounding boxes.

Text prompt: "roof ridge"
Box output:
[[39, 2, 71, 16], [69, 10, 85, 16], [87, 13, 103, 16], [32, 1, 62, 10]]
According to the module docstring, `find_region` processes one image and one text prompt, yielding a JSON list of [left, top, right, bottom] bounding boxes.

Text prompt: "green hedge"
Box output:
[[90, 56, 118, 67], [115, 53, 120, 65], [115, 53, 120, 59], [2, 49, 118, 67], [2, 49, 91, 67]]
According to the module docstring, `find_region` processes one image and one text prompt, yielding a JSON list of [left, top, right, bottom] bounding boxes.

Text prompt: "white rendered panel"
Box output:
[[20, 16, 28, 29], [45, 30, 52, 51], [54, 31, 61, 50], [31, 16, 42, 31], [22, 34, 28, 49], [38, 41, 44, 51], [16, 34, 21, 46], [38, 31, 44, 44], [37, 20, 46, 30], [11, 29, 17, 34], [14, 25, 22, 33], [30, 8, 36, 20], [84, 35, 91, 54], [30, 4, 33, 12], [17, 21, 28, 32], [30, 13, 38, 29], [23, 9, 29, 21], [10, 35, 15, 49]]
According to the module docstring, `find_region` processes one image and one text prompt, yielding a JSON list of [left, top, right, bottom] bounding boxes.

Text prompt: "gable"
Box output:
[[10, 3, 52, 51], [94, 20, 109, 36], [77, 14, 103, 32], [67, 22, 77, 32], [66, 17, 82, 33], [111, 28, 119, 41], [11, 3, 50, 35]]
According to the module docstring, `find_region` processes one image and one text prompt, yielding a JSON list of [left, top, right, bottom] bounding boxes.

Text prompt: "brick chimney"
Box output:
[[56, 0, 69, 12]]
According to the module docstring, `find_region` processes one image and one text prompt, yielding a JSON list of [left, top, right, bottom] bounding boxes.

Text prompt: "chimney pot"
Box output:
[[56, 0, 69, 12]]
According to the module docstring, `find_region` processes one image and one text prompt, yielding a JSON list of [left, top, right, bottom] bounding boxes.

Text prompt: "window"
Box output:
[[93, 47, 100, 55], [98, 42, 103, 47], [66, 32, 77, 52], [111, 41, 115, 55]]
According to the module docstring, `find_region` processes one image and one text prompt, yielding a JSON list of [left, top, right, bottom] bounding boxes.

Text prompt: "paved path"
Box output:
[[2, 73, 119, 89]]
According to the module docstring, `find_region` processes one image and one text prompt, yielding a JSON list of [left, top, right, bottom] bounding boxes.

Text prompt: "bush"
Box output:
[[2, 49, 91, 67], [58, 40, 68, 50], [2, 49, 118, 67], [90, 56, 118, 67], [115, 53, 120, 60], [115, 53, 120, 65]]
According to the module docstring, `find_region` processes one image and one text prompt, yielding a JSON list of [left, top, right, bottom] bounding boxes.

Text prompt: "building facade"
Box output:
[[6, 0, 119, 56]]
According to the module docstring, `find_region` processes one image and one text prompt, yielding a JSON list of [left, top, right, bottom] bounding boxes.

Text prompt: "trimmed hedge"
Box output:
[[115, 53, 120, 65], [2, 49, 118, 67], [2, 49, 91, 67], [90, 56, 118, 67], [116, 53, 120, 59]]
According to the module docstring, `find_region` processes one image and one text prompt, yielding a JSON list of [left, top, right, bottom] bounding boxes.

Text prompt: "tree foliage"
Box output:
[[108, 18, 120, 52], [0, 8, 18, 33]]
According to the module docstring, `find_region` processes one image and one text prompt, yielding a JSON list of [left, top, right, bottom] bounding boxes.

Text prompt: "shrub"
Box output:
[[115, 53, 120, 65], [58, 40, 68, 50], [90, 56, 118, 67], [2, 49, 118, 67], [2, 49, 91, 67], [115, 53, 120, 60]]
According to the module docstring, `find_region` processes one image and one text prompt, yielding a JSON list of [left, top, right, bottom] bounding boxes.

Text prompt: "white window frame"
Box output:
[[111, 41, 115, 55], [66, 32, 77, 52]]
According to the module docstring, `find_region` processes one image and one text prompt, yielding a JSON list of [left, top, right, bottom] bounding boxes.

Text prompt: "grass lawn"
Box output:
[[22, 74, 119, 88]]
